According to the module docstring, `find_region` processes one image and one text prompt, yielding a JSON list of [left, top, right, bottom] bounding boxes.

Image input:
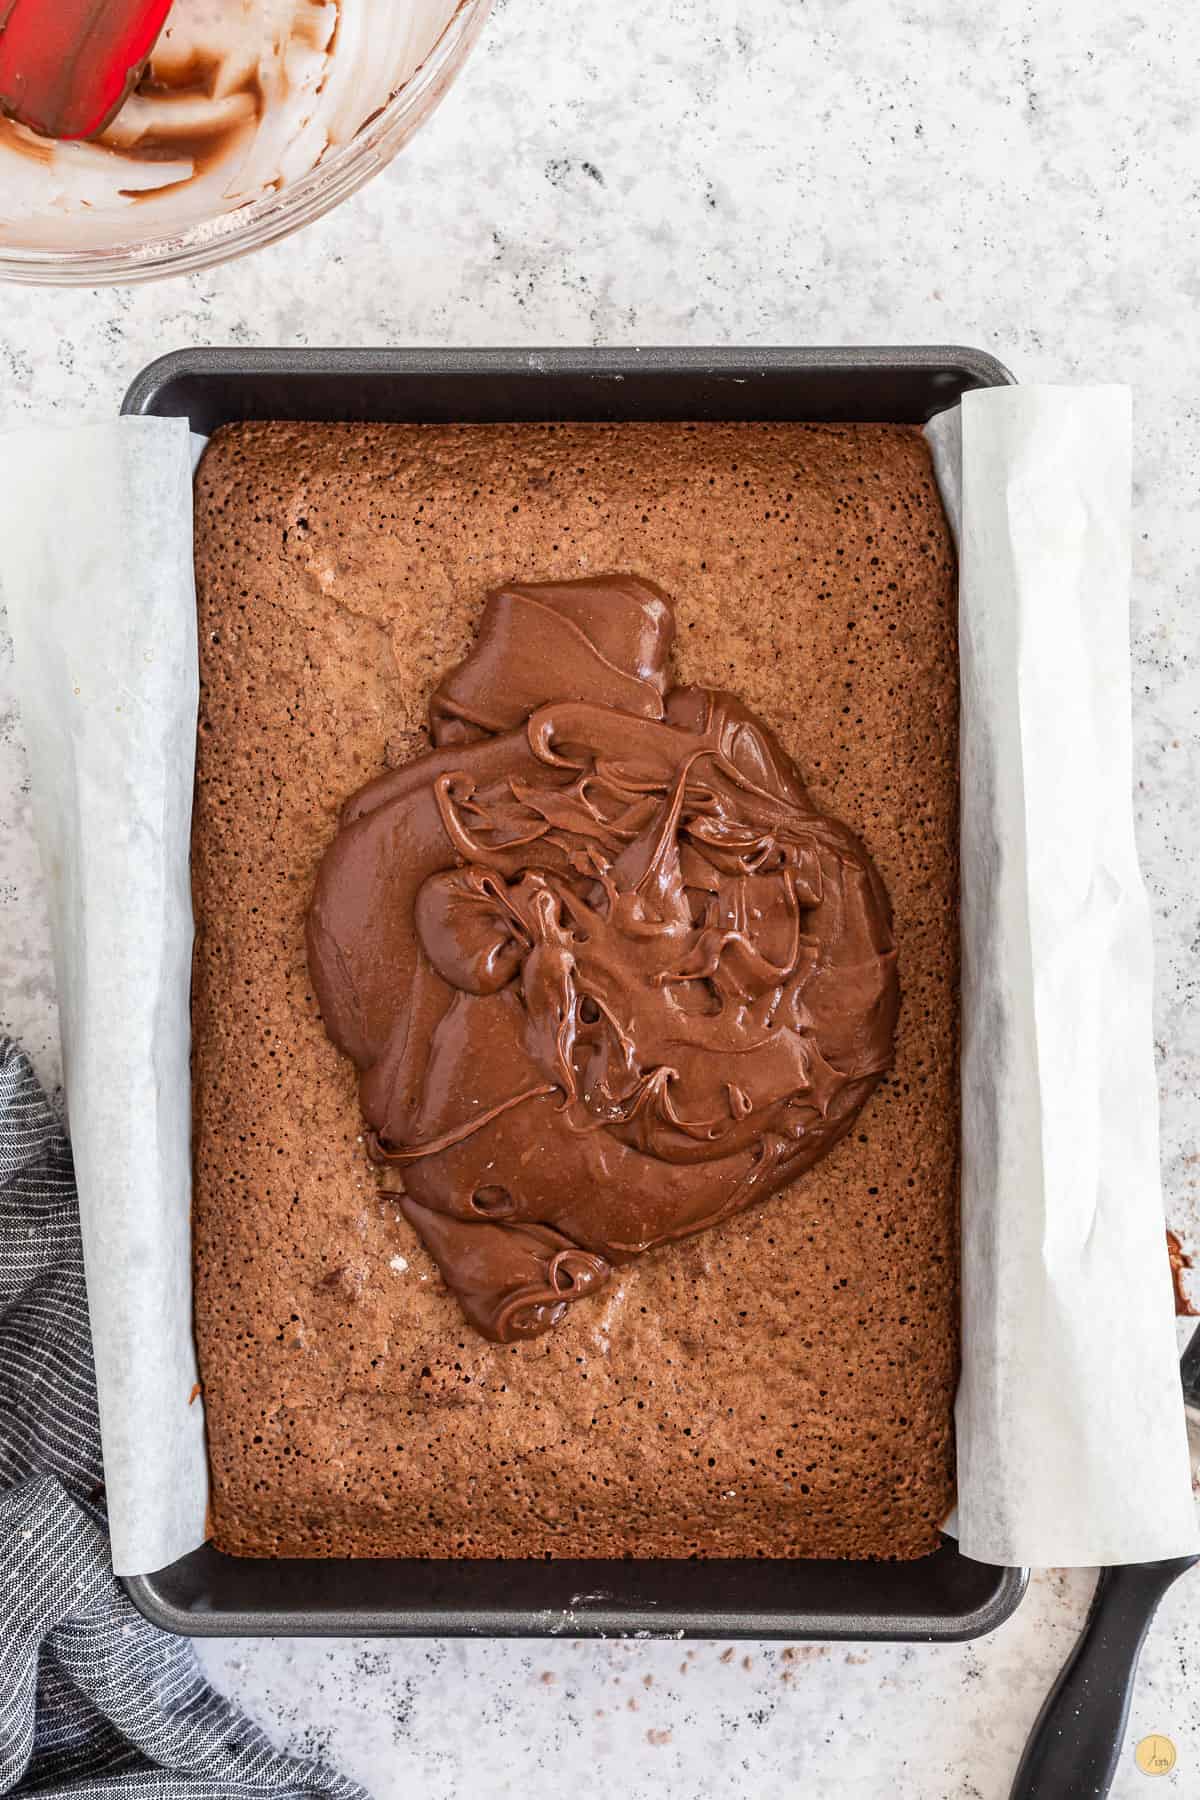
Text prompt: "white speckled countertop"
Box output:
[[2, 1, 1199, 1794]]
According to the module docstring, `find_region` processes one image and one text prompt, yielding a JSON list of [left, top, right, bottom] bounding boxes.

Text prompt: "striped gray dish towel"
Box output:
[[0, 1037, 368, 1800]]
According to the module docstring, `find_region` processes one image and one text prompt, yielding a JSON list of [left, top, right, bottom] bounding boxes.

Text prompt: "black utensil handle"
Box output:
[[1179, 1320, 1200, 1411], [1010, 1557, 1198, 1800]]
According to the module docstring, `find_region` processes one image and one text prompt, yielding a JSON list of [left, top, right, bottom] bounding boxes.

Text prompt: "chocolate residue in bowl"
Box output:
[[112, 47, 264, 182], [0, 39, 264, 203], [0, 117, 57, 165]]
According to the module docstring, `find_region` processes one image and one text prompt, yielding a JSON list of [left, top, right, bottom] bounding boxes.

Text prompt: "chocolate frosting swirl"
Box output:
[[308, 576, 899, 1343]]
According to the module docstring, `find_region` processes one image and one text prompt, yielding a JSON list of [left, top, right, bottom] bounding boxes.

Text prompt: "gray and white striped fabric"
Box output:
[[0, 1037, 368, 1800]]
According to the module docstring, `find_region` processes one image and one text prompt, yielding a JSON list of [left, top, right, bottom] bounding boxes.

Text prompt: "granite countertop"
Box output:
[[2, 0, 1198, 1794]]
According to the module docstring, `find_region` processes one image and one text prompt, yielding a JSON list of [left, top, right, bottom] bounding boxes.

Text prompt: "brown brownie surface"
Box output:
[[191, 420, 959, 1559]]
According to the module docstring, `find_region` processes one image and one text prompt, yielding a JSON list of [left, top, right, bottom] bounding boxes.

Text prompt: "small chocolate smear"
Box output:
[[0, 114, 55, 163]]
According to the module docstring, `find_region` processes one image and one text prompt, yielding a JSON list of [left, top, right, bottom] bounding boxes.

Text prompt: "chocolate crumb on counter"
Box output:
[[1167, 1229, 1198, 1316]]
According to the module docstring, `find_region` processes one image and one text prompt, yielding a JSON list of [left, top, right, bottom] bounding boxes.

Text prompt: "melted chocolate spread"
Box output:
[[308, 577, 899, 1342]]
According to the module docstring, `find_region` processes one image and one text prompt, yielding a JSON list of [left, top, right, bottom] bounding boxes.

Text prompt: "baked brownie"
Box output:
[[190, 420, 959, 1559]]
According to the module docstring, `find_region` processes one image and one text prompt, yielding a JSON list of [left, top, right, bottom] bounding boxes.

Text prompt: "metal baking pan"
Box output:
[[119, 344, 1025, 1641]]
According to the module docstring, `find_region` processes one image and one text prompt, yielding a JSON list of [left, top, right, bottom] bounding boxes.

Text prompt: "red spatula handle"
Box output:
[[0, 0, 173, 140]]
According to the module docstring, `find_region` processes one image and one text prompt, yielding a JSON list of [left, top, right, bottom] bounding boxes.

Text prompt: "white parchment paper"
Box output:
[[1, 392, 1194, 1574], [927, 386, 1197, 1565], [0, 416, 208, 1577]]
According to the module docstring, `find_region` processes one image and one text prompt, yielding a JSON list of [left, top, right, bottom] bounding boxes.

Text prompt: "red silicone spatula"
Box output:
[[0, 0, 173, 140]]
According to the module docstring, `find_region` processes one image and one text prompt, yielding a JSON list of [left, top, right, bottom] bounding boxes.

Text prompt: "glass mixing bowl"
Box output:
[[0, 0, 491, 285]]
